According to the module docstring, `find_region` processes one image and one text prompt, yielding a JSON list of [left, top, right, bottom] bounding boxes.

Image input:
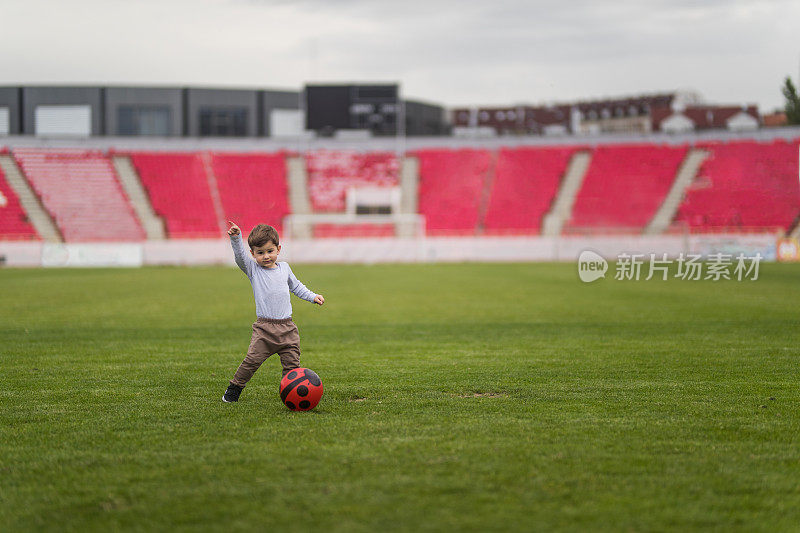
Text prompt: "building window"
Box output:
[[117, 106, 171, 136], [35, 105, 91, 137], [199, 108, 248, 136], [0, 107, 9, 135], [200, 107, 247, 137]]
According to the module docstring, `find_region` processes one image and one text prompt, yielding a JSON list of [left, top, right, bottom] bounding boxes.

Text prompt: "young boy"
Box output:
[[223, 221, 324, 403]]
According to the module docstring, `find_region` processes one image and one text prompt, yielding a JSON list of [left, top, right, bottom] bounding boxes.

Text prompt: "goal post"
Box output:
[[283, 213, 426, 240]]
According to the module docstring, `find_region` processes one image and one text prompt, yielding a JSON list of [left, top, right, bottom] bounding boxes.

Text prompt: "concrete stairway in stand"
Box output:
[[0, 154, 61, 242], [474, 150, 498, 235], [286, 155, 312, 239], [643, 148, 710, 235], [112, 155, 166, 240], [397, 156, 420, 238], [541, 150, 592, 236]]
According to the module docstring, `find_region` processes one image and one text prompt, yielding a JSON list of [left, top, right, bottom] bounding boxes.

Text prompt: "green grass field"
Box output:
[[2, 262, 800, 532]]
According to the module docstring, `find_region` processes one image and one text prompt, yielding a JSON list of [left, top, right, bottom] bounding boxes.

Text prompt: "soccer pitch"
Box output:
[[2, 263, 799, 532]]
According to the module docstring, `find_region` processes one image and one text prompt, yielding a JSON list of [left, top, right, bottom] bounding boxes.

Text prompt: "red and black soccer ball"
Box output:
[[279, 367, 323, 411]]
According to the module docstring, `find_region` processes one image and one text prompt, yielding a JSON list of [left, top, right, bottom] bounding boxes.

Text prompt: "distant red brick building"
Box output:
[[452, 94, 678, 136], [762, 111, 788, 128], [452, 93, 762, 136], [651, 105, 760, 132]]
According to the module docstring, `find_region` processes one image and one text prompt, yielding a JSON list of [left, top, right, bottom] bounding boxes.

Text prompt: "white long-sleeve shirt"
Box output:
[[231, 235, 318, 319]]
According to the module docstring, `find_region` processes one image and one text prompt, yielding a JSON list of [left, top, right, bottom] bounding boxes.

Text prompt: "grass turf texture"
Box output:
[[1, 263, 800, 532]]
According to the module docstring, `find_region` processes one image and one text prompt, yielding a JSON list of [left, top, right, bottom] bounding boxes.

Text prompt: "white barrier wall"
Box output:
[[0, 241, 43, 267], [280, 234, 777, 263], [0, 234, 779, 267], [143, 239, 231, 266], [41, 243, 143, 267]]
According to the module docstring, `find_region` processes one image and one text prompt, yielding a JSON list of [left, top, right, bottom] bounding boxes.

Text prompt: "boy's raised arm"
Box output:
[[228, 221, 250, 275]]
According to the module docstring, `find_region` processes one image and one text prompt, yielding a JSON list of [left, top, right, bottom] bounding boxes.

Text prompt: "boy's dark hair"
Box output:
[[248, 224, 279, 249]]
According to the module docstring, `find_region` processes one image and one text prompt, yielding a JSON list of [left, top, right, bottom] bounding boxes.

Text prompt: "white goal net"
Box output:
[[283, 213, 426, 240]]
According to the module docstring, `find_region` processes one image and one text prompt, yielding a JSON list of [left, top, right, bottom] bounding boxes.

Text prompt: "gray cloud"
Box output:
[[1, 0, 797, 110]]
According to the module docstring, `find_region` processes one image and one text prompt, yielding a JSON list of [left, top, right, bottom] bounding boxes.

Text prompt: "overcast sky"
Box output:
[[2, 0, 798, 111]]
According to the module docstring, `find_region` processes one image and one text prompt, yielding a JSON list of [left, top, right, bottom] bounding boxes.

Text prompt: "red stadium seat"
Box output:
[[484, 146, 578, 234], [567, 144, 687, 231], [14, 149, 145, 242], [312, 223, 395, 238], [211, 152, 290, 235], [416, 149, 491, 235], [0, 162, 39, 241], [129, 152, 220, 238], [675, 140, 800, 230], [306, 150, 399, 212]]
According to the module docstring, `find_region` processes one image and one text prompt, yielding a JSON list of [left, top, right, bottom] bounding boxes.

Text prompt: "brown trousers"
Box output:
[[230, 317, 301, 387]]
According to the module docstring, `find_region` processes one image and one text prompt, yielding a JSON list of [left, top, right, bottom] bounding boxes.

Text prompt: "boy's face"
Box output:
[[250, 240, 280, 268]]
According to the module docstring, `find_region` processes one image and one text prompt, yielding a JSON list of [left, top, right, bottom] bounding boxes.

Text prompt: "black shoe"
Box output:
[[223, 383, 243, 403]]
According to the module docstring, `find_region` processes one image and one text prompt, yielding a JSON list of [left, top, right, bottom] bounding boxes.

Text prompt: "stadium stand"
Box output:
[[567, 144, 688, 231], [674, 139, 800, 230], [416, 149, 491, 235], [0, 159, 39, 240], [13, 149, 145, 242], [211, 152, 290, 234], [129, 152, 220, 238], [4, 135, 799, 244], [483, 146, 578, 234], [306, 150, 399, 212]]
